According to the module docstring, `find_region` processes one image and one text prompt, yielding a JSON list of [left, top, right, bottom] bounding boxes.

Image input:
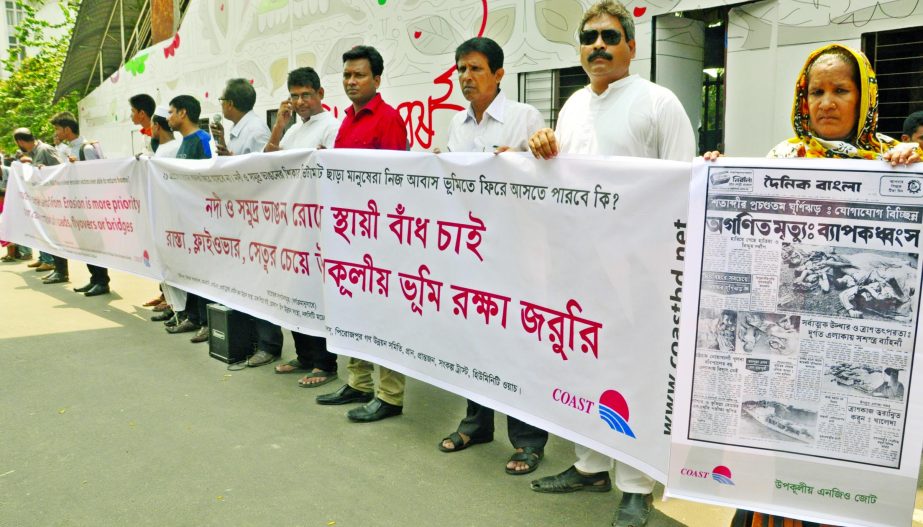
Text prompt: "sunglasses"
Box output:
[[579, 29, 621, 46]]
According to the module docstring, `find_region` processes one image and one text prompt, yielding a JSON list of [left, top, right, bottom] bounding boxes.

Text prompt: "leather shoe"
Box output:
[[612, 492, 653, 527], [246, 349, 278, 366], [190, 326, 209, 343], [84, 284, 110, 297], [163, 314, 180, 327], [42, 272, 69, 284], [151, 310, 175, 322], [166, 319, 199, 334], [27, 260, 42, 268], [316, 384, 373, 406], [73, 283, 93, 293], [35, 262, 54, 272], [347, 398, 403, 422]]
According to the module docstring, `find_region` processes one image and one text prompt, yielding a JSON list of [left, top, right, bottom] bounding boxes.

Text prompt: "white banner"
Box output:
[[667, 158, 923, 527], [0, 151, 691, 480], [148, 150, 326, 335], [0, 158, 161, 279]]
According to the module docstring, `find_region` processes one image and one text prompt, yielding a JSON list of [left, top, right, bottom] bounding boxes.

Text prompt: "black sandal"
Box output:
[[505, 447, 544, 475], [530, 465, 612, 492], [438, 432, 492, 453]]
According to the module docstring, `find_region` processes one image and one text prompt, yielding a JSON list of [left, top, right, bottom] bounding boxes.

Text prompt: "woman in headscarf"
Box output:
[[709, 44, 920, 527], [707, 43, 921, 163]]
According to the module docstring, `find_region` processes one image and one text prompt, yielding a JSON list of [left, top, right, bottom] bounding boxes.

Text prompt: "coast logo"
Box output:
[[598, 389, 635, 438], [680, 465, 734, 485], [711, 466, 734, 485], [142, 250, 151, 267]]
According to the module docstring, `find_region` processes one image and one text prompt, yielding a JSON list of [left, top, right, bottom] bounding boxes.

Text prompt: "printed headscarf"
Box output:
[[787, 43, 900, 159]]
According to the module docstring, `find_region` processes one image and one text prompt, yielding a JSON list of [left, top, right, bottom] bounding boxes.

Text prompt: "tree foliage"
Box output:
[[0, 0, 80, 154]]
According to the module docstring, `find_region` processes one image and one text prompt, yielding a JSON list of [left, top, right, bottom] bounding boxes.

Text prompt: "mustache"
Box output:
[[588, 49, 613, 61]]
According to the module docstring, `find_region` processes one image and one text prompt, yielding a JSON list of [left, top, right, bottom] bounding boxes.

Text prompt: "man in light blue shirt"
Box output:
[[213, 78, 271, 156]]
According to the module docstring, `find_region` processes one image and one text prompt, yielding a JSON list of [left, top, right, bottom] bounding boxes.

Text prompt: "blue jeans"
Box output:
[[38, 251, 53, 264]]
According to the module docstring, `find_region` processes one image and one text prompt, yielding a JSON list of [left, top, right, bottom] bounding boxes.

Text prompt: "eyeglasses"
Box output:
[[579, 29, 621, 46], [289, 92, 317, 102]]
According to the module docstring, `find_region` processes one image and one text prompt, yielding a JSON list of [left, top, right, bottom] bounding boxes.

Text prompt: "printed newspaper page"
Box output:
[[667, 158, 923, 527]]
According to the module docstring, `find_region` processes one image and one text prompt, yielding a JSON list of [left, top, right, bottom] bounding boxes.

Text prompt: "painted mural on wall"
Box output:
[[80, 0, 923, 157]]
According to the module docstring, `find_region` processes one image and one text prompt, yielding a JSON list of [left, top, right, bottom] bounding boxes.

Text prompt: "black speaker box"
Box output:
[[207, 304, 253, 363]]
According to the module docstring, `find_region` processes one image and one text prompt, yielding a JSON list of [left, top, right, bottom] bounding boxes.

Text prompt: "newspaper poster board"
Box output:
[[666, 157, 923, 527]]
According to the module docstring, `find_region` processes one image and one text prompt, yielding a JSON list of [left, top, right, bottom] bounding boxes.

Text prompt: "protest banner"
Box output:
[[667, 157, 923, 527], [143, 149, 690, 480], [0, 158, 160, 280]]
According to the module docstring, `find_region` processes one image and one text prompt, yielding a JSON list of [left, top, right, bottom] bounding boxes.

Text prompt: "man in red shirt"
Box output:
[[332, 45, 407, 150], [317, 45, 408, 422]]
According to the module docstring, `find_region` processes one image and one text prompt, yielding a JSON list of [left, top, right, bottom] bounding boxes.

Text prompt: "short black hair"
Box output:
[[343, 45, 384, 77], [903, 111, 923, 137], [51, 111, 79, 134], [152, 115, 171, 132], [288, 67, 321, 91], [13, 129, 34, 142], [455, 37, 504, 73], [169, 95, 201, 122], [580, 0, 635, 42], [129, 94, 156, 117], [223, 78, 256, 112]]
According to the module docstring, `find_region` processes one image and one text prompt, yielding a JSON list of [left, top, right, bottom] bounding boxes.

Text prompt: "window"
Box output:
[[862, 26, 923, 138], [518, 66, 589, 129], [5, 0, 24, 63]]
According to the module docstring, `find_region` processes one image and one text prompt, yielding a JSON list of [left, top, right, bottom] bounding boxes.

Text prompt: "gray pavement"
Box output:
[[1, 262, 921, 527]]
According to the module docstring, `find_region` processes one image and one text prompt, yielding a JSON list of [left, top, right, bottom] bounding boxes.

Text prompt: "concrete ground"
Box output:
[[1, 262, 921, 527]]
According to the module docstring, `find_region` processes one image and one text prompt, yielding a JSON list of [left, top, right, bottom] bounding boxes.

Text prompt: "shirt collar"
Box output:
[[465, 91, 507, 124], [301, 110, 330, 125], [346, 93, 383, 118], [589, 74, 638, 99]]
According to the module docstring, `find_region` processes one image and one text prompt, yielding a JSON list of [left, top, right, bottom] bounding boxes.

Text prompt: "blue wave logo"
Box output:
[[598, 390, 635, 438]]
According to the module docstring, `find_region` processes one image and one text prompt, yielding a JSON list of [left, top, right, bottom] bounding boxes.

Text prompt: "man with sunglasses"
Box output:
[[528, 2, 695, 527]]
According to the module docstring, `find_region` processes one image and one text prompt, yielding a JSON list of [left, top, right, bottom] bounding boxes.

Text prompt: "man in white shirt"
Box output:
[[212, 78, 271, 156], [151, 106, 180, 158], [264, 67, 340, 152], [438, 37, 549, 477], [267, 67, 342, 387], [528, 2, 695, 526], [51, 111, 109, 296], [204, 78, 282, 362]]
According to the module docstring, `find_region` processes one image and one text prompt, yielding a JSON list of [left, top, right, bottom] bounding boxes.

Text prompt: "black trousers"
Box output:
[[251, 318, 283, 355], [184, 294, 210, 326], [87, 264, 109, 285], [292, 332, 338, 372], [52, 255, 68, 276], [457, 400, 548, 449]]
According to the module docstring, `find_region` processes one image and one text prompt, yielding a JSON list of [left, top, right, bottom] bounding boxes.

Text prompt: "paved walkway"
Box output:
[[1, 261, 920, 526]]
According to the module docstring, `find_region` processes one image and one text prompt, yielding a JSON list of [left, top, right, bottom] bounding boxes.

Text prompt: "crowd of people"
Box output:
[[3, 1, 923, 526]]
